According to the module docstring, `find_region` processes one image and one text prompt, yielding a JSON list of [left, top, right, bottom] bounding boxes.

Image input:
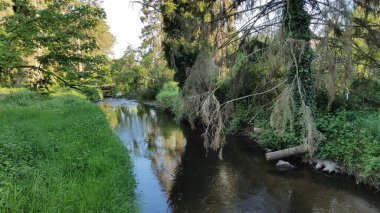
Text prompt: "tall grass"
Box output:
[[0, 89, 137, 212]]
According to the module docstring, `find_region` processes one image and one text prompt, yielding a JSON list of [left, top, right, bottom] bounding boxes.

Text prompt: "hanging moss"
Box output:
[[274, 0, 322, 151]]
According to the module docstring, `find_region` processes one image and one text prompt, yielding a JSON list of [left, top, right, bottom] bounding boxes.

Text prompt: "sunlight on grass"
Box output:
[[0, 89, 137, 212]]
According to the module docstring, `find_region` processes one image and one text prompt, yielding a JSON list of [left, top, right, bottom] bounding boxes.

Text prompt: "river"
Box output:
[[100, 98, 380, 213]]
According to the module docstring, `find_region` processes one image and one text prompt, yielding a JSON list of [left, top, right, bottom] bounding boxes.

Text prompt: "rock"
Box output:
[[264, 148, 272, 152], [313, 159, 341, 174], [276, 160, 296, 171], [315, 161, 323, 170], [115, 92, 124, 98]]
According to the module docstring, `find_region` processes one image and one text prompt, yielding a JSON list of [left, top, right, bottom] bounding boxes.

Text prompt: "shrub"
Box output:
[[227, 102, 257, 135], [138, 85, 160, 100], [156, 81, 183, 120], [80, 86, 103, 102], [115, 84, 130, 97], [316, 110, 380, 188], [256, 126, 301, 150]]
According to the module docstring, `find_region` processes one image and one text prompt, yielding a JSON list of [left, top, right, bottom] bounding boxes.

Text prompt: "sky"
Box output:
[[101, 0, 143, 59]]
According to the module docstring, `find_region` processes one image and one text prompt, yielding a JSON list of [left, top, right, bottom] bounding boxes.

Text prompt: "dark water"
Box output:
[[100, 99, 380, 213]]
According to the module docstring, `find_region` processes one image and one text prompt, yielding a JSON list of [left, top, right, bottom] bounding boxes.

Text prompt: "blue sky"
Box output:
[[101, 0, 143, 58]]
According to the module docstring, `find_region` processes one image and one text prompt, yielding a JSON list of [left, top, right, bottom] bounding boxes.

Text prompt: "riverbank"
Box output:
[[140, 98, 380, 190], [100, 98, 380, 212], [0, 89, 136, 212]]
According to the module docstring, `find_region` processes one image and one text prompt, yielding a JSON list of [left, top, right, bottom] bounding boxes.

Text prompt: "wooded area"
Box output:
[[0, 0, 379, 210]]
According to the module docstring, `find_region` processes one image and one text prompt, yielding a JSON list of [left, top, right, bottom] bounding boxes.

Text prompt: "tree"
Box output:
[[139, 0, 173, 98], [161, 0, 236, 87], [90, 19, 115, 56], [111, 46, 142, 96], [110, 0, 173, 99], [171, 0, 380, 157], [0, 0, 110, 89]]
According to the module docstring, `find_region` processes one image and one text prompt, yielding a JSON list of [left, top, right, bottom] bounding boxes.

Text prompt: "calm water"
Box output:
[[100, 99, 380, 213]]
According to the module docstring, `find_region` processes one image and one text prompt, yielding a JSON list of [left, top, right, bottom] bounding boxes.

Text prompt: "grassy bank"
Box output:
[[0, 88, 136, 212]]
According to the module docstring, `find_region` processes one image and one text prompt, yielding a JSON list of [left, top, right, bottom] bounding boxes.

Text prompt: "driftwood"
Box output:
[[265, 145, 308, 161]]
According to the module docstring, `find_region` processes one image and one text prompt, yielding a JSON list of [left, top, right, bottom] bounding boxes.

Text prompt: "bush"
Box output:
[[137, 85, 161, 100], [316, 110, 380, 188], [156, 81, 183, 120], [115, 84, 130, 97], [256, 126, 301, 150], [227, 102, 257, 135], [253, 108, 380, 188], [80, 86, 103, 102]]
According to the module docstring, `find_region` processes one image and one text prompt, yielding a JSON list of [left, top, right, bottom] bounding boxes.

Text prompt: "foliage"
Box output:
[[267, 0, 321, 154], [0, 89, 137, 212], [257, 129, 300, 151], [161, 0, 236, 87], [111, 46, 141, 97], [0, 0, 112, 89], [316, 110, 380, 188], [181, 49, 229, 157], [350, 77, 380, 108], [0, 88, 46, 107], [156, 81, 183, 120], [111, 35, 174, 100], [80, 86, 103, 102], [226, 102, 257, 135]]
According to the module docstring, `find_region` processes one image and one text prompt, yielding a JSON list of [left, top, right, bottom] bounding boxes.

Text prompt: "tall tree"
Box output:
[[139, 0, 173, 97], [161, 0, 236, 87], [175, 0, 380, 156], [0, 0, 110, 88]]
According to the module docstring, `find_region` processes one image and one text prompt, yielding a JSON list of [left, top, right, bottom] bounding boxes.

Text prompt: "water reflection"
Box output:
[[100, 99, 380, 213], [100, 99, 186, 212]]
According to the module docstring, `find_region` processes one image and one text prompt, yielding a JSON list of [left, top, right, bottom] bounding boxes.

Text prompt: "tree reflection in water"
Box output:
[[100, 100, 186, 199]]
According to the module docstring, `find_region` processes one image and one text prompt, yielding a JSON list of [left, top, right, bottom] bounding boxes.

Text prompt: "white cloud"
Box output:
[[101, 0, 143, 58]]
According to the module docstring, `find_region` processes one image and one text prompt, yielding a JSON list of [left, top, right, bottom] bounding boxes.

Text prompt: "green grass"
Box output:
[[0, 89, 137, 212]]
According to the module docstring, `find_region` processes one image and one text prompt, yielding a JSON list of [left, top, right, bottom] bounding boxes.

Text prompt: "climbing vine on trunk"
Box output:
[[270, 0, 323, 155]]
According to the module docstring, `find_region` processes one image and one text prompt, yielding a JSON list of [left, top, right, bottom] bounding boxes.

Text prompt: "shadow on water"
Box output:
[[100, 99, 380, 213]]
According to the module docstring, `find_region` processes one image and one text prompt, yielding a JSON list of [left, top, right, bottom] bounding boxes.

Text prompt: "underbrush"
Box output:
[[0, 88, 136, 212], [79, 86, 103, 102], [224, 91, 380, 189], [226, 102, 264, 135], [252, 108, 380, 189], [156, 81, 183, 120], [316, 110, 380, 188]]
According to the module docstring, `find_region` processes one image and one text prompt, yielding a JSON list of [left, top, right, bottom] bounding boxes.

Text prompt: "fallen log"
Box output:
[[265, 144, 308, 161]]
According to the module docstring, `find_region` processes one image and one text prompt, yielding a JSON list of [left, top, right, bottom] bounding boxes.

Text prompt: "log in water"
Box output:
[[265, 145, 308, 161]]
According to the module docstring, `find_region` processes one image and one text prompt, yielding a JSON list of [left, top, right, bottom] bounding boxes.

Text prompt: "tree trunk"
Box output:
[[265, 145, 308, 161]]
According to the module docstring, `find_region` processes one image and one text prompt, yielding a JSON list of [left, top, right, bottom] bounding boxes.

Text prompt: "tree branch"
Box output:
[[16, 65, 82, 90]]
